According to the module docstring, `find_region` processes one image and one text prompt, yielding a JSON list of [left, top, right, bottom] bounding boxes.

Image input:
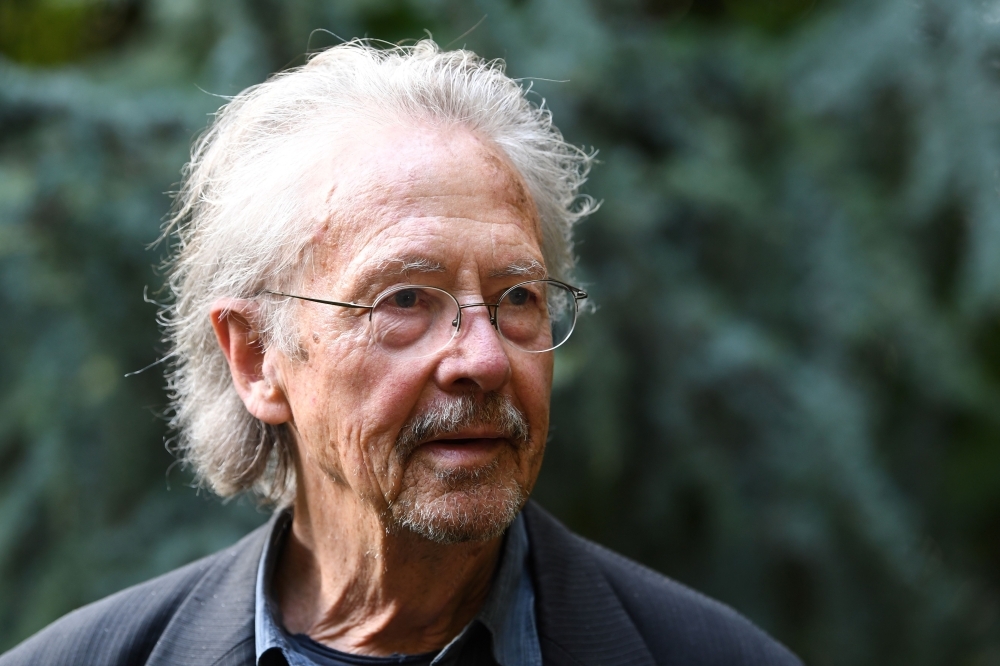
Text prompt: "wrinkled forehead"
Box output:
[[303, 122, 544, 286]]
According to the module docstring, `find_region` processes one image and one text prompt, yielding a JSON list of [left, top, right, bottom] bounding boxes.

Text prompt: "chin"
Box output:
[[387, 463, 528, 544]]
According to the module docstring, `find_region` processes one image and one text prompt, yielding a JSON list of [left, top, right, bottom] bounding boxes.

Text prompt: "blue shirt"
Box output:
[[255, 511, 542, 666]]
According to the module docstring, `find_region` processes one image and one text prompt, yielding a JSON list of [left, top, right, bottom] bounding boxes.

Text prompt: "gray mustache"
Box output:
[[395, 393, 530, 459]]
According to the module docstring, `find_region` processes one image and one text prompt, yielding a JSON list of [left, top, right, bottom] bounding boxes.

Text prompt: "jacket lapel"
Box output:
[[523, 502, 656, 666], [144, 514, 278, 666]]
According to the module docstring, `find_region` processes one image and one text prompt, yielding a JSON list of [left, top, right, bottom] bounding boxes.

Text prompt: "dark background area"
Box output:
[[2, 0, 1000, 663]]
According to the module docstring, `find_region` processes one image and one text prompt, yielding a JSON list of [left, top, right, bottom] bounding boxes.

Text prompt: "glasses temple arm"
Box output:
[[263, 290, 372, 310]]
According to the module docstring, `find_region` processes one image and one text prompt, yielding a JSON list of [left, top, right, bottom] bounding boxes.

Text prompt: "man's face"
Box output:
[[276, 123, 552, 542]]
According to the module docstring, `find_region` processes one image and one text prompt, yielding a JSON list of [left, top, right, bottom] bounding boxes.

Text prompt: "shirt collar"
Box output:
[[254, 510, 542, 666]]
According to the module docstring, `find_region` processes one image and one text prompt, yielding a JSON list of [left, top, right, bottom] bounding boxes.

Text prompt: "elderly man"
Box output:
[[1, 41, 800, 666]]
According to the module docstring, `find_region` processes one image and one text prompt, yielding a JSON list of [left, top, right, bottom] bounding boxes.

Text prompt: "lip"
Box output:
[[417, 435, 508, 466]]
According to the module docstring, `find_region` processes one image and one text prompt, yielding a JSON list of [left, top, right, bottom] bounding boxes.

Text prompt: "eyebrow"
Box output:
[[379, 256, 446, 276], [489, 260, 547, 279], [347, 256, 547, 302], [349, 256, 447, 300]]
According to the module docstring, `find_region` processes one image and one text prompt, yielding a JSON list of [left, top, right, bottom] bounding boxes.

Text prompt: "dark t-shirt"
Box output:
[[286, 622, 499, 666], [288, 634, 437, 666]]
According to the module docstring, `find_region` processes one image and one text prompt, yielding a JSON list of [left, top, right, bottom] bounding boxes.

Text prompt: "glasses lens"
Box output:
[[370, 286, 459, 357], [497, 281, 578, 352]]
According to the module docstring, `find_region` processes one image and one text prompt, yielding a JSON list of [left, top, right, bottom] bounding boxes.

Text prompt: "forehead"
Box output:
[[305, 123, 544, 288]]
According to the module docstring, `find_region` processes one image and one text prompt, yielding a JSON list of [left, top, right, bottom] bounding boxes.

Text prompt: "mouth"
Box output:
[[417, 432, 509, 466], [394, 392, 531, 469]]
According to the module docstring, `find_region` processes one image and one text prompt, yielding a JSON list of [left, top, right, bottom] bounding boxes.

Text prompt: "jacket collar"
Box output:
[[522, 502, 656, 666], [142, 501, 655, 666], [144, 512, 276, 666]]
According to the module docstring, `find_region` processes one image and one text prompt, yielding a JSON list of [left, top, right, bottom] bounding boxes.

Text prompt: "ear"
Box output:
[[210, 299, 293, 425]]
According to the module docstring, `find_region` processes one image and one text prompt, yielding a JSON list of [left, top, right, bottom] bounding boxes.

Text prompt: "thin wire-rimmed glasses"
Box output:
[[265, 279, 588, 358]]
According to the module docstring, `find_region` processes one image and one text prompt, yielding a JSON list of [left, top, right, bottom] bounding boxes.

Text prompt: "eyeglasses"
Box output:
[[265, 279, 587, 358]]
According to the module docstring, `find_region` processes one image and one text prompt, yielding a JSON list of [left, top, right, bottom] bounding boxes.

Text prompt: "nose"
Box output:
[[434, 303, 511, 393]]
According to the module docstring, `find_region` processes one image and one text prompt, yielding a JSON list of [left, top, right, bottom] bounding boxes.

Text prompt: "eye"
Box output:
[[392, 289, 418, 308], [506, 287, 531, 306]]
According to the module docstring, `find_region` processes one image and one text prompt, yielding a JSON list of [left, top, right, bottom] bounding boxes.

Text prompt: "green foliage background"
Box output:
[[2, 0, 1000, 663]]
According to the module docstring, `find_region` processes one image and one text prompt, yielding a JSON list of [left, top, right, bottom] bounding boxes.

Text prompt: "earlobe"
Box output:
[[210, 299, 293, 425]]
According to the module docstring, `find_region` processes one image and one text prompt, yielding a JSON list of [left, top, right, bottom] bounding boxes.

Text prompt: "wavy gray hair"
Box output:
[[162, 39, 597, 504]]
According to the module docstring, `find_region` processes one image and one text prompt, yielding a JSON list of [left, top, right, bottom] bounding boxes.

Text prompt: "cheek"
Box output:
[[509, 353, 552, 474], [520, 354, 553, 423], [514, 357, 551, 497], [315, 343, 436, 487]]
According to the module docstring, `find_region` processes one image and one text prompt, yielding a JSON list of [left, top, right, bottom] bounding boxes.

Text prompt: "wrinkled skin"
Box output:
[[211, 123, 553, 655]]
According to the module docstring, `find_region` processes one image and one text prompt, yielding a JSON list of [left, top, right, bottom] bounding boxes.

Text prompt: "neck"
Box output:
[[273, 487, 503, 656]]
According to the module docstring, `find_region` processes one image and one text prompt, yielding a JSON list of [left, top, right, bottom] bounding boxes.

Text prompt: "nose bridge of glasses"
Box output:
[[457, 301, 500, 327]]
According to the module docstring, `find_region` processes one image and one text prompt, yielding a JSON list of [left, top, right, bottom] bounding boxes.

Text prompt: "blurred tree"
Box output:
[[2, 0, 1000, 664]]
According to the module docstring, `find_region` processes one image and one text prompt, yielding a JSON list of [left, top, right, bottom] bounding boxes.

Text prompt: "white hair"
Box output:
[[162, 38, 597, 504]]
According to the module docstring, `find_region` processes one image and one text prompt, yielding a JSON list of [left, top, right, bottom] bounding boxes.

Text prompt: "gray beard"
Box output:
[[387, 393, 531, 544]]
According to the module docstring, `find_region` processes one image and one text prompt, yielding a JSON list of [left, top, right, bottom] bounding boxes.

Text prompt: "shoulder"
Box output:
[[583, 538, 801, 665], [0, 523, 268, 666], [523, 502, 801, 666], [0, 556, 215, 666]]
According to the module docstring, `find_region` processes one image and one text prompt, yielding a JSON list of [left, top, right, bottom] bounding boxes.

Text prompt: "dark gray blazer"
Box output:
[[0, 502, 801, 666]]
